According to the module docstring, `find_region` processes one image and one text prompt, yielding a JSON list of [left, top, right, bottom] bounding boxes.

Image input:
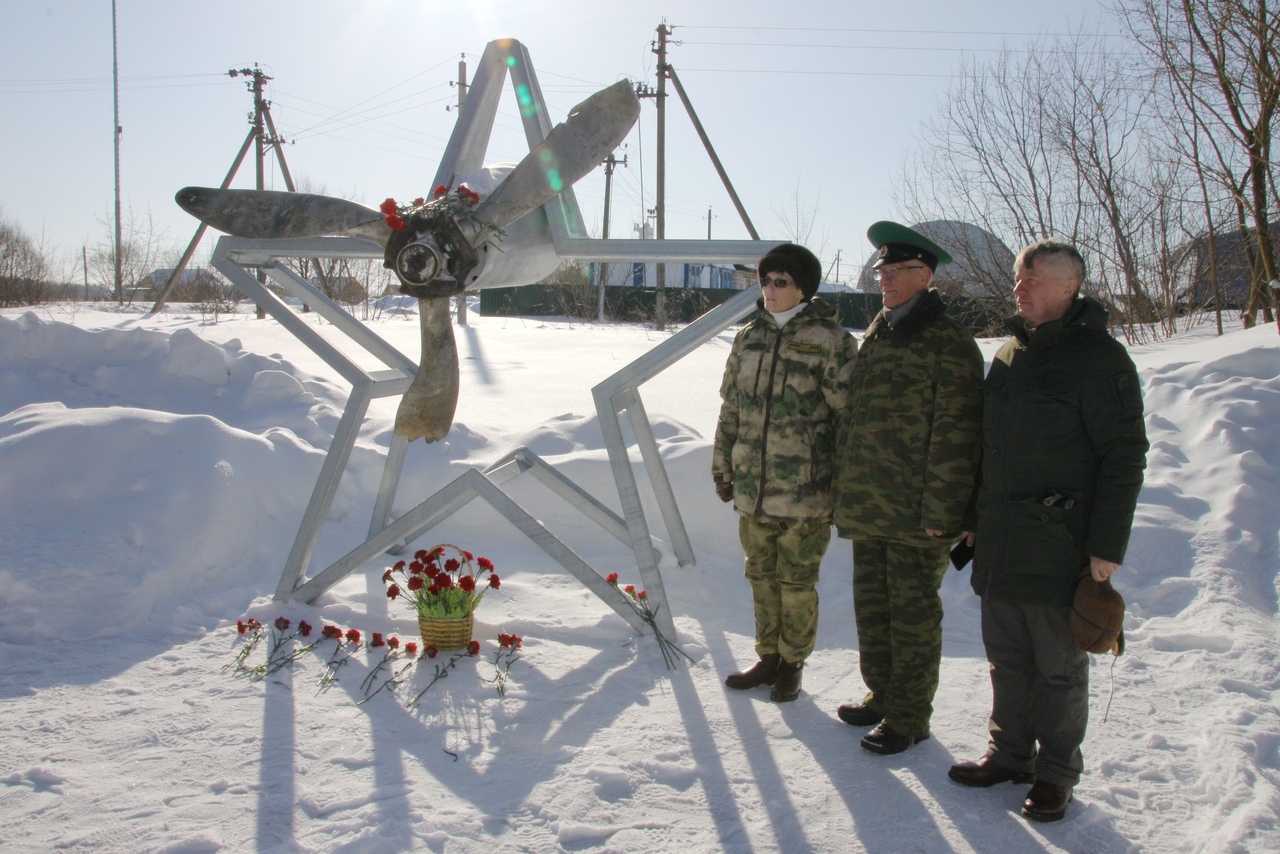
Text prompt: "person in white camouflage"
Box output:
[[713, 242, 857, 702], [833, 221, 984, 754]]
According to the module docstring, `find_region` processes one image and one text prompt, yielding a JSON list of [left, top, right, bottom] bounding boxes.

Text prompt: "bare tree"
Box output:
[[1123, 0, 1280, 331], [0, 210, 52, 307], [772, 180, 827, 256], [89, 204, 167, 305]]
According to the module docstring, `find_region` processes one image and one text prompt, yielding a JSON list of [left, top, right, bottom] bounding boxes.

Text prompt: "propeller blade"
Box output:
[[470, 80, 639, 236], [394, 297, 459, 443], [174, 187, 393, 244]]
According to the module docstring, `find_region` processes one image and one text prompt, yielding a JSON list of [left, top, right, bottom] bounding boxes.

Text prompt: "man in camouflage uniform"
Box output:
[[833, 221, 984, 753], [713, 242, 857, 702]]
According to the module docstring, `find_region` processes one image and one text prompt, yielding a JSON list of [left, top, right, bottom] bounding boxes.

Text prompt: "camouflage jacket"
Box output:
[[713, 297, 857, 523], [833, 289, 984, 543]]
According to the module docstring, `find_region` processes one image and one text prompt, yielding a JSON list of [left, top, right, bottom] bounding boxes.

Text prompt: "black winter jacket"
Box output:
[[970, 297, 1148, 607]]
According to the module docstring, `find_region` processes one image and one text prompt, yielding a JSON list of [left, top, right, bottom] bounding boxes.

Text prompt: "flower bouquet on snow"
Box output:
[[382, 544, 500, 652]]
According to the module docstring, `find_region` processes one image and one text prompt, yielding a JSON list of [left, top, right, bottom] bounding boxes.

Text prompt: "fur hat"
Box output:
[[1070, 571, 1125, 655], [758, 243, 822, 301]]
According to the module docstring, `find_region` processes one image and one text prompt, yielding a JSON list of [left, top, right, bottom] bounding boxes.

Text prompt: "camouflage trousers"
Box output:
[[851, 537, 950, 737], [740, 516, 831, 663]]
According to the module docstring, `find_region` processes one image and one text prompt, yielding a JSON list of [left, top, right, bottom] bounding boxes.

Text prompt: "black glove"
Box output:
[[715, 479, 734, 503]]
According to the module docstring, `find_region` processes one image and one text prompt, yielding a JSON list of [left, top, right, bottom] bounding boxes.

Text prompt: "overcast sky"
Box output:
[[1, 0, 1123, 283]]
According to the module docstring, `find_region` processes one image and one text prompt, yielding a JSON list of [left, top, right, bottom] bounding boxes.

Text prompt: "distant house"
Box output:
[[1173, 228, 1280, 312], [142, 267, 231, 302], [590, 261, 752, 290]]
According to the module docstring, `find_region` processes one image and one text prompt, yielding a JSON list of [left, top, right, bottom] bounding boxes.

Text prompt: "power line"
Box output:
[[675, 24, 1124, 38]]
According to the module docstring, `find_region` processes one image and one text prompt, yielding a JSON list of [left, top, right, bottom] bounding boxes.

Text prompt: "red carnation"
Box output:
[[445, 558, 461, 573], [386, 214, 406, 230], [433, 184, 449, 198], [274, 617, 290, 631], [467, 640, 481, 655], [394, 560, 406, 570], [371, 633, 385, 648], [415, 549, 429, 561], [345, 628, 361, 645], [298, 620, 313, 637], [425, 645, 438, 658], [462, 550, 474, 561], [387, 636, 400, 650], [407, 576, 423, 592], [381, 568, 394, 583], [379, 198, 398, 216], [410, 560, 424, 574], [322, 625, 343, 640], [404, 642, 418, 656], [237, 620, 249, 634], [386, 583, 401, 600], [606, 572, 619, 585], [437, 574, 454, 590], [478, 557, 494, 571], [412, 196, 425, 206], [624, 584, 635, 595], [638, 590, 648, 601], [489, 575, 501, 589], [459, 575, 476, 592]]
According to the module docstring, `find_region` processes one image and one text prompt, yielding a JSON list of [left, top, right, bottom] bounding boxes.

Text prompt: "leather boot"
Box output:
[[769, 658, 804, 702], [725, 653, 780, 690]]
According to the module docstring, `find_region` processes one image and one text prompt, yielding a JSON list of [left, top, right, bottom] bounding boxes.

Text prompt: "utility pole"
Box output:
[[111, 0, 122, 304], [151, 66, 308, 315], [706, 206, 713, 239], [598, 152, 628, 321], [248, 67, 270, 319], [653, 22, 672, 331], [454, 55, 469, 326]]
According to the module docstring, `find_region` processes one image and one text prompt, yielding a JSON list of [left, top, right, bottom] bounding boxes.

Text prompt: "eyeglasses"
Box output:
[[874, 264, 928, 282], [761, 276, 797, 290]]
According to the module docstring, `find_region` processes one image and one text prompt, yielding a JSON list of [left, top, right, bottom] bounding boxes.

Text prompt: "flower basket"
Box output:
[[418, 612, 474, 651]]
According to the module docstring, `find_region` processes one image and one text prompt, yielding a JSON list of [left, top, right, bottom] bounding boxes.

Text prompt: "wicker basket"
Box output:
[[418, 613, 474, 651]]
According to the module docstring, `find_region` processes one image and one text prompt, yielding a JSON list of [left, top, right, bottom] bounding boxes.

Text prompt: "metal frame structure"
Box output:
[[204, 38, 777, 643]]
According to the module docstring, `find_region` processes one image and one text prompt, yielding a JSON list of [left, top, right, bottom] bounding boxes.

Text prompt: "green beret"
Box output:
[[867, 220, 953, 270]]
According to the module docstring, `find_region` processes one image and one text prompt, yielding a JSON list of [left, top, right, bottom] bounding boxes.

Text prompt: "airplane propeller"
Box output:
[[176, 80, 640, 442]]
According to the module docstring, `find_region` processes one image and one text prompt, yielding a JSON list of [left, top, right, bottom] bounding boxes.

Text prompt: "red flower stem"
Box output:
[[357, 657, 417, 706], [359, 652, 393, 694], [406, 651, 468, 708]]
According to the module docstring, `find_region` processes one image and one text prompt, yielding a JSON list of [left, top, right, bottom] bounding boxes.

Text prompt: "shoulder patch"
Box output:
[[1111, 371, 1142, 412], [788, 342, 825, 355]]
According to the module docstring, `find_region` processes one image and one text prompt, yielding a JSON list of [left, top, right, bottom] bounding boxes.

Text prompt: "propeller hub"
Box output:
[[394, 241, 443, 287]]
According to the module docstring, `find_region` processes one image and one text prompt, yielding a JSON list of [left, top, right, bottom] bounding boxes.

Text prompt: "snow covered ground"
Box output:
[[1, 299, 1276, 853]]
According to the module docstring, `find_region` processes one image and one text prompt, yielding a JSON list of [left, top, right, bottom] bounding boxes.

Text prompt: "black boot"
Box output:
[[769, 658, 804, 702], [725, 653, 780, 690]]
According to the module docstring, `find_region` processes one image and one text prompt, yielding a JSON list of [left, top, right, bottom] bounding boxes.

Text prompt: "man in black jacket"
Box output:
[[949, 240, 1148, 822]]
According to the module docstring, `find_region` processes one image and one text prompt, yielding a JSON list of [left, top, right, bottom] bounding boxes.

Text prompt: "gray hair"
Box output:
[[1014, 239, 1086, 286]]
